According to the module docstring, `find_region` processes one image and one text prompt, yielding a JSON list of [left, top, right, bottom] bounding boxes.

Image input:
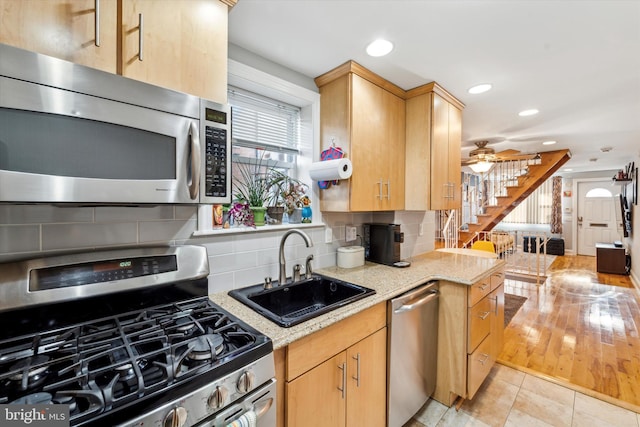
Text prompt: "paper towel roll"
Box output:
[[309, 158, 353, 181]]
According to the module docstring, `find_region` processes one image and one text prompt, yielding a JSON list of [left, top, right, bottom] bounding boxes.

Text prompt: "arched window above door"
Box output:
[[585, 188, 613, 198]]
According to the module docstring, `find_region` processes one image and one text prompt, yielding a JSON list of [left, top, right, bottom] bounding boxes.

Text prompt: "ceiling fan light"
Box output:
[[469, 161, 493, 173], [468, 84, 492, 94], [366, 39, 393, 57], [518, 109, 539, 117]]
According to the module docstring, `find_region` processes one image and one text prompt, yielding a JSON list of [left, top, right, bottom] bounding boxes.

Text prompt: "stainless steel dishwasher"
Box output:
[[387, 281, 439, 427]]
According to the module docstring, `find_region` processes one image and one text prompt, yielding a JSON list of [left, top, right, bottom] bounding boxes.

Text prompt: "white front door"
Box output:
[[577, 181, 619, 256]]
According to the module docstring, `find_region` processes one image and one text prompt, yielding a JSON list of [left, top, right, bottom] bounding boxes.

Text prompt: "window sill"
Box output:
[[192, 221, 325, 237]]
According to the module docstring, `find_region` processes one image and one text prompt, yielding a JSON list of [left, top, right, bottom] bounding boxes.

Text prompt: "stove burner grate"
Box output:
[[187, 334, 224, 361]]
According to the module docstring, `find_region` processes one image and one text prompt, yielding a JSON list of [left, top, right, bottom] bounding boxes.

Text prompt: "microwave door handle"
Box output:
[[188, 121, 201, 200]]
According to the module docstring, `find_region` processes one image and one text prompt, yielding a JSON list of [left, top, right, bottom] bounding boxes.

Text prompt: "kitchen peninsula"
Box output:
[[211, 250, 505, 425]]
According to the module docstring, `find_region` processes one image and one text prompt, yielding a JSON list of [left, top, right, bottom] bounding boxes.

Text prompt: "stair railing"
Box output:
[[461, 157, 541, 229], [442, 209, 459, 248]]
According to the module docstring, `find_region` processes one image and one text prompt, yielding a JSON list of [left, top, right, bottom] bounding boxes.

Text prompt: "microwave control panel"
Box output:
[[200, 102, 231, 204], [204, 126, 228, 198]]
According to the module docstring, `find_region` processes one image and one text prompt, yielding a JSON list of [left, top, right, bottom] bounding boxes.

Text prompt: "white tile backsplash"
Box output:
[[0, 204, 438, 293], [138, 219, 197, 242], [0, 205, 94, 224], [0, 225, 40, 255], [42, 222, 139, 250], [95, 206, 175, 222]]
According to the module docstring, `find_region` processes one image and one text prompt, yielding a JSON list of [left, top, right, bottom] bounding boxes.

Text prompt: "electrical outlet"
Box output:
[[325, 227, 333, 243], [419, 224, 424, 236], [345, 226, 357, 242]]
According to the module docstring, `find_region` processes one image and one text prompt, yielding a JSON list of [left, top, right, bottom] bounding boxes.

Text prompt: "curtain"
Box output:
[[550, 176, 563, 233]]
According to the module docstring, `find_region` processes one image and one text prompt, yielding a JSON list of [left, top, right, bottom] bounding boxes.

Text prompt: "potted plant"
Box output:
[[227, 201, 255, 227], [233, 159, 270, 226], [267, 169, 309, 224]]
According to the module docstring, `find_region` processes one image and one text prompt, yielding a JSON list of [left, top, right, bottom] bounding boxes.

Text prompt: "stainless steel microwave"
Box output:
[[0, 43, 230, 205]]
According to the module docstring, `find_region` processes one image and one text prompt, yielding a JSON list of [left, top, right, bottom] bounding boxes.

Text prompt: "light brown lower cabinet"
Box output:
[[278, 302, 387, 427], [433, 267, 505, 406]]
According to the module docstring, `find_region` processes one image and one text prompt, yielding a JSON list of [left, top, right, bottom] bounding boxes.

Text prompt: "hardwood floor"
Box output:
[[498, 254, 640, 411]]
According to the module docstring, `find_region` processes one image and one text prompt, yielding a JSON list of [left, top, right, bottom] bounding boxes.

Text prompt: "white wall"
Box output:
[[627, 152, 640, 287]]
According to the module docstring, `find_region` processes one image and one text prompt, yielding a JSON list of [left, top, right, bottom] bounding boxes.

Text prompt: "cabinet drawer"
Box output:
[[467, 335, 494, 399], [467, 297, 491, 352], [490, 269, 504, 291], [468, 277, 491, 307]]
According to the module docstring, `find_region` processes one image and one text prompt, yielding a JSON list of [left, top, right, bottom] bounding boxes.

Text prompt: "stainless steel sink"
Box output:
[[228, 274, 376, 327]]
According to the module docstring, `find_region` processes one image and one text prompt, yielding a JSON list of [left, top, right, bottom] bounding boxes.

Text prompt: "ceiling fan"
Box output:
[[462, 141, 537, 173]]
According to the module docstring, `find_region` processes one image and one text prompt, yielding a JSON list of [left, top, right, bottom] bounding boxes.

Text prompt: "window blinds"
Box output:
[[228, 86, 301, 167]]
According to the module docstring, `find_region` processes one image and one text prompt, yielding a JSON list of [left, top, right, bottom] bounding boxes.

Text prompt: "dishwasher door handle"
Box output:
[[394, 287, 439, 314]]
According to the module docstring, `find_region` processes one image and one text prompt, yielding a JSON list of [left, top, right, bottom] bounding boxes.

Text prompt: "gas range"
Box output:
[[0, 246, 275, 427]]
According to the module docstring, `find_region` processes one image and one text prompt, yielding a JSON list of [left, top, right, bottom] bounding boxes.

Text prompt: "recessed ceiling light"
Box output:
[[518, 109, 539, 117], [564, 168, 573, 172], [468, 84, 492, 94], [366, 39, 393, 57], [542, 140, 556, 145]]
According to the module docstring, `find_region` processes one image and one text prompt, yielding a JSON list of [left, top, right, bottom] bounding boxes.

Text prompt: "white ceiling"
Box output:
[[228, 0, 640, 174]]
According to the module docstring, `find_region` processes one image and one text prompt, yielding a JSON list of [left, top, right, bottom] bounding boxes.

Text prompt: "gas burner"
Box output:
[[115, 363, 136, 381], [11, 391, 52, 405], [8, 354, 50, 388], [187, 334, 224, 361], [175, 317, 196, 334], [53, 394, 78, 413]]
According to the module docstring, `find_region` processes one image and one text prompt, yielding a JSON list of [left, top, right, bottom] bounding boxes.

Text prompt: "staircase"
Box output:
[[459, 149, 571, 246]]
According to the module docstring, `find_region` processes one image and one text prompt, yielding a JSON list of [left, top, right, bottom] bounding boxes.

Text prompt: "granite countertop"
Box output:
[[209, 250, 505, 350]]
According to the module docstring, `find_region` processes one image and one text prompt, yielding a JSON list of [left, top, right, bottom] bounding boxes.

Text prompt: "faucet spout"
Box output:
[[279, 229, 313, 285]]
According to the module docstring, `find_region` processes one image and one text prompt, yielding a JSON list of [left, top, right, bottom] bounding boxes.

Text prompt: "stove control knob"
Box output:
[[163, 406, 188, 427], [207, 386, 228, 409], [236, 370, 256, 393]]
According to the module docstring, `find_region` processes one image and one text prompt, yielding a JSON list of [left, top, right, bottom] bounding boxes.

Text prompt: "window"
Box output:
[[229, 86, 301, 172], [585, 188, 612, 198], [502, 178, 553, 224], [228, 86, 304, 211]]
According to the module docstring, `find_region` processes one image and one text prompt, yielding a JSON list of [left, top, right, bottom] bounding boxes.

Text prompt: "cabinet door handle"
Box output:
[[337, 363, 346, 399], [378, 179, 384, 200], [492, 296, 499, 315], [479, 311, 491, 320], [351, 353, 360, 387], [94, 0, 100, 47], [478, 353, 490, 365], [384, 180, 391, 200], [138, 13, 144, 61]]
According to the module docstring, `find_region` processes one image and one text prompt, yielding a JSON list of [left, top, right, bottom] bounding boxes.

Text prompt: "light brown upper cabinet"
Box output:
[[0, 0, 232, 103], [315, 61, 406, 212], [119, 0, 229, 103], [0, 0, 118, 73], [405, 84, 464, 211]]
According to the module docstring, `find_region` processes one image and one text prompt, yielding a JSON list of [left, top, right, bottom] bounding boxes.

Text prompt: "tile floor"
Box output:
[[404, 364, 640, 427]]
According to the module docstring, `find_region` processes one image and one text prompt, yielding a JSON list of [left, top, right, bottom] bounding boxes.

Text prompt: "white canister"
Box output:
[[337, 246, 365, 269]]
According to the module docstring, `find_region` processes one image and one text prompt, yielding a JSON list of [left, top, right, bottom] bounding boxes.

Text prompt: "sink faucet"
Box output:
[[279, 229, 313, 285]]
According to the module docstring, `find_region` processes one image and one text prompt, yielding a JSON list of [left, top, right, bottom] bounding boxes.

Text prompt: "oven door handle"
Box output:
[[188, 121, 201, 200], [198, 395, 273, 426], [253, 397, 273, 420]]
